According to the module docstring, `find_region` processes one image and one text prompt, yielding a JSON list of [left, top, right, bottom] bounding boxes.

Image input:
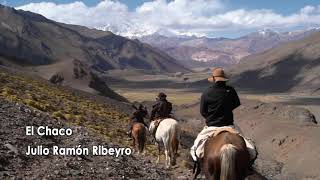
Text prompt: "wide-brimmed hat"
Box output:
[[208, 68, 229, 82]]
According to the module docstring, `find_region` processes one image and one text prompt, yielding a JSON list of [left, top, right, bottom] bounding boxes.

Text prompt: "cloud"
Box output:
[[17, 1, 129, 28], [16, 0, 320, 37]]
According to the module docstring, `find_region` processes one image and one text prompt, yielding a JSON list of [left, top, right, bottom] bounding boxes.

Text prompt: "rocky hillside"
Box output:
[[229, 31, 320, 95], [139, 29, 319, 67], [235, 99, 319, 180], [0, 97, 168, 179], [0, 66, 176, 179]]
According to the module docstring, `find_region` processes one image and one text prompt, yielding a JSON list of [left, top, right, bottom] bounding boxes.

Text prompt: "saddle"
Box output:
[[153, 118, 163, 127], [211, 127, 239, 137]]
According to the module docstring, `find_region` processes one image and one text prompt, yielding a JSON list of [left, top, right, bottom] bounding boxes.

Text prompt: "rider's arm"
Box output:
[[200, 93, 208, 118], [130, 111, 137, 121], [150, 104, 158, 120], [230, 87, 241, 110], [168, 102, 172, 114]]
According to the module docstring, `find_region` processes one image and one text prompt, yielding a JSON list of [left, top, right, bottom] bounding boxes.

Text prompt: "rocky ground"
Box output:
[[235, 99, 319, 180], [0, 98, 168, 179]]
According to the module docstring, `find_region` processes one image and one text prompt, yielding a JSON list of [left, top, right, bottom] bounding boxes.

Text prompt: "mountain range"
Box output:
[[1, 4, 320, 96], [138, 28, 320, 67], [0, 5, 189, 73]]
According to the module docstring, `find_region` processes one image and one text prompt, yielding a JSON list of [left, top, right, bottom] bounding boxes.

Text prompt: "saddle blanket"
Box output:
[[190, 125, 257, 161]]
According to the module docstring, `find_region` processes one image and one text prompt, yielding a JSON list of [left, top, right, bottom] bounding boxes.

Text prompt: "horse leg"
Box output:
[[156, 142, 160, 164], [164, 149, 170, 169], [132, 137, 136, 149], [163, 137, 171, 169], [141, 133, 146, 156], [132, 137, 136, 153]]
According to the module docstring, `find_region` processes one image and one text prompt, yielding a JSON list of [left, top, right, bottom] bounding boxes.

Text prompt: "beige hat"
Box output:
[[208, 67, 229, 82]]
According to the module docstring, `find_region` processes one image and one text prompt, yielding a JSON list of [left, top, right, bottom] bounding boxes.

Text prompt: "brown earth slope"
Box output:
[[229, 32, 320, 95]]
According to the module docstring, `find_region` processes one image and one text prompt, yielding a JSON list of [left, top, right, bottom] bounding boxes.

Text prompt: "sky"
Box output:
[[2, 0, 320, 38]]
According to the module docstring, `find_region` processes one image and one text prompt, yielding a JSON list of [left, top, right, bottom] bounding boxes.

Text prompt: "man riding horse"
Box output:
[[150, 92, 173, 122], [149, 92, 180, 168], [126, 104, 148, 137], [190, 68, 257, 173]]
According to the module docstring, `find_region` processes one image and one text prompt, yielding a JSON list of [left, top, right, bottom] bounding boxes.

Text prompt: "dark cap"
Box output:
[[158, 92, 167, 99]]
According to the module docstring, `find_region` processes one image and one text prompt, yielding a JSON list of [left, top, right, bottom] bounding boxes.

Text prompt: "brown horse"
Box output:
[[194, 131, 250, 180], [131, 122, 147, 154]]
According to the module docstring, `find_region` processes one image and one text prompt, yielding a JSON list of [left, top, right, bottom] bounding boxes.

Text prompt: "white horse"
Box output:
[[149, 118, 180, 168]]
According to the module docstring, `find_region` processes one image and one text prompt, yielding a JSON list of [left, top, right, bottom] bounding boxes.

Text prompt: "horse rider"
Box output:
[[150, 92, 173, 124], [190, 68, 257, 172], [126, 104, 148, 137]]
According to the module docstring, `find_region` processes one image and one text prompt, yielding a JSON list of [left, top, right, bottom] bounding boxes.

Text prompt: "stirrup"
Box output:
[[192, 160, 198, 174], [192, 159, 200, 173], [126, 131, 132, 137]]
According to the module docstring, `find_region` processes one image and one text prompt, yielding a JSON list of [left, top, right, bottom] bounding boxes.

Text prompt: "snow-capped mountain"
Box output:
[[95, 23, 320, 67], [97, 22, 158, 38], [138, 28, 320, 67], [96, 24, 206, 38]]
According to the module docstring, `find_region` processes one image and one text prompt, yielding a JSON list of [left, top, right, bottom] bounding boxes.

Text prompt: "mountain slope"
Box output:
[[229, 32, 320, 94], [0, 5, 189, 73], [0, 5, 190, 101]]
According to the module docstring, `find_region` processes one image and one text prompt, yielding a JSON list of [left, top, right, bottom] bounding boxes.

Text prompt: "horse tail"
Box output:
[[168, 123, 179, 165], [220, 144, 237, 180], [171, 125, 179, 155], [138, 126, 146, 153]]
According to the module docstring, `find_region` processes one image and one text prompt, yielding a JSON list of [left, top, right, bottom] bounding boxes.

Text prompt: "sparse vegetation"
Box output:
[[115, 88, 200, 105], [0, 70, 133, 147]]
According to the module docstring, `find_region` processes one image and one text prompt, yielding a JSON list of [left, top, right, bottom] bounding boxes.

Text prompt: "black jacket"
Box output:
[[150, 99, 172, 120], [200, 81, 240, 127], [131, 109, 148, 123]]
